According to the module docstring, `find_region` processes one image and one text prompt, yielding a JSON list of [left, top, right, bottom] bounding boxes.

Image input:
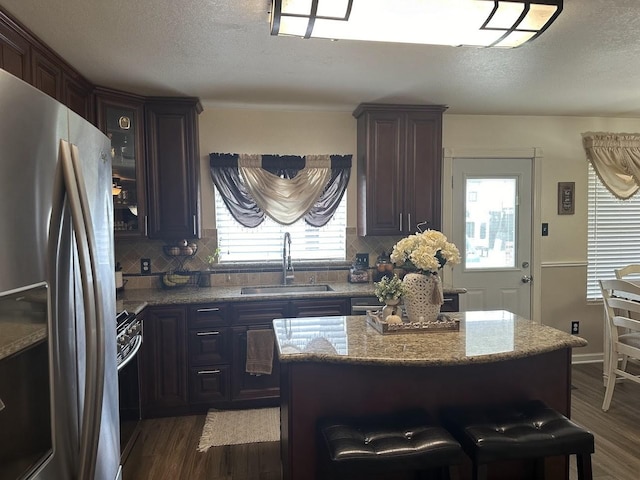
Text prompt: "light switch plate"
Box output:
[[542, 223, 549, 236]]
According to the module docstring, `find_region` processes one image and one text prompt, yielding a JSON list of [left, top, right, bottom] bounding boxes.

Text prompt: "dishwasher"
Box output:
[[349, 296, 384, 315]]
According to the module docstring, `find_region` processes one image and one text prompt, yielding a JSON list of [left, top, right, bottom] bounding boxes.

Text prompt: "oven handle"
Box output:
[[351, 305, 383, 313], [117, 334, 142, 372]]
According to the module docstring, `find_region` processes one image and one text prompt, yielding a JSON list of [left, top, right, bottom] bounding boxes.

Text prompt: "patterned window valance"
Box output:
[[209, 153, 351, 227], [582, 132, 640, 199]]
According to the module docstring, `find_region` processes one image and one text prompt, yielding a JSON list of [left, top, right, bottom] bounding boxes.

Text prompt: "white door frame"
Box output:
[[442, 147, 543, 323]]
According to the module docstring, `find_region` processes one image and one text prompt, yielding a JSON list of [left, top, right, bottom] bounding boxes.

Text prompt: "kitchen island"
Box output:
[[273, 311, 587, 480]]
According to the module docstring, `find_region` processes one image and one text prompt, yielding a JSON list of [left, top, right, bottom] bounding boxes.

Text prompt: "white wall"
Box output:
[[198, 106, 640, 357], [443, 115, 640, 357]]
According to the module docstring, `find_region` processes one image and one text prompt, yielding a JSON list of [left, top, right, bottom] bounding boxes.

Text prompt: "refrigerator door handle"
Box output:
[[59, 140, 105, 480]]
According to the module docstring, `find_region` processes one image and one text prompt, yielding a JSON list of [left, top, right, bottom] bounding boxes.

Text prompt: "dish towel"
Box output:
[[246, 329, 275, 375]]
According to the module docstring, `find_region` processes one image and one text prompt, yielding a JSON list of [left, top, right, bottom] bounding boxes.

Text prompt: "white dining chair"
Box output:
[[612, 265, 640, 373], [614, 264, 640, 280], [599, 279, 640, 411]]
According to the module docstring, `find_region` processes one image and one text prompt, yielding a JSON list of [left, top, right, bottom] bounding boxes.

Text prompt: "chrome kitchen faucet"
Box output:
[[283, 232, 294, 285]]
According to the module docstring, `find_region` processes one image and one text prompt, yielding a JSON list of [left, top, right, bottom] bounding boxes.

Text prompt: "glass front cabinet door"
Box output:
[[96, 90, 147, 237]]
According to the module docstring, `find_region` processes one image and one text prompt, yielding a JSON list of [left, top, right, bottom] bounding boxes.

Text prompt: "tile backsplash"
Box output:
[[115, 228, 401, 289]]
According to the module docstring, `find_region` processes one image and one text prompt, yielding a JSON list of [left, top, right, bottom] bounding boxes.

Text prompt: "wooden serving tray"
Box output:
[[366, 311, 460, 335]]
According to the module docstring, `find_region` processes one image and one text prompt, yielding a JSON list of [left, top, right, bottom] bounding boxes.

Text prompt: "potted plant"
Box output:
[[374, 274, 405, 321]]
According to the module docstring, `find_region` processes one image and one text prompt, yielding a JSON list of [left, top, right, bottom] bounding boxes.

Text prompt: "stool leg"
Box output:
[[416, 468, 450, 480], [532, 458, 545, 480], [472, 462, 488, 480], [576, 453, 593, 480]]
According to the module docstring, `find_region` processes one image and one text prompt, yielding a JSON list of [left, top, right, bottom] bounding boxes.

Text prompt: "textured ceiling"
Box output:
[[3, 0, 640, 116]]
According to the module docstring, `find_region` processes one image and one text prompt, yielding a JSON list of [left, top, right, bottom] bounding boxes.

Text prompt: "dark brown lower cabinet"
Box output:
[[231, 326, 281, 404], [140, 306, 189, 418], [230, 301, 288, 406], [141, 297, 351, 417]]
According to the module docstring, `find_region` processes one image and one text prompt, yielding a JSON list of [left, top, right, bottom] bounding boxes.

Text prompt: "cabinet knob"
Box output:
[[196, 331, 220, 336], [197, 369, 221, 375]]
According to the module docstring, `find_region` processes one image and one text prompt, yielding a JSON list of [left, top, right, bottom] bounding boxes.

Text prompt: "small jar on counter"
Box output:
[[374, 251, 394, 282]]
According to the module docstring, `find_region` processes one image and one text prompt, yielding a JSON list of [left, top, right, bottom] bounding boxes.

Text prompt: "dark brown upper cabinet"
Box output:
[[1, 7, 203, 240], [145, 98, 203, 240], [63, 71, 94, 120], [1, 9, 93, 121], [0, 14, 31, 83], [353, 103, 447, 236], [95, 88, 148, 237], [30, 47, 62, 101]]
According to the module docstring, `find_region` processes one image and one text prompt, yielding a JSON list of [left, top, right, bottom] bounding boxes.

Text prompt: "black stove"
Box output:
[[116, 310, 142, 370]]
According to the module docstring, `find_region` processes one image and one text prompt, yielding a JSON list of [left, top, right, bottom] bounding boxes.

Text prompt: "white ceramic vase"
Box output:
[[382, 298, 400, 319], [402, 273, 441, 322]]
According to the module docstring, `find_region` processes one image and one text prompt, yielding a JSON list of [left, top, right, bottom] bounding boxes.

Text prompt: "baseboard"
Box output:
[[572, 352, 603, 364]]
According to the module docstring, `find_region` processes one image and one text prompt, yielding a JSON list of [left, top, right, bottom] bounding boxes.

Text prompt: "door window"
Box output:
[[464, 177, 517, 269]]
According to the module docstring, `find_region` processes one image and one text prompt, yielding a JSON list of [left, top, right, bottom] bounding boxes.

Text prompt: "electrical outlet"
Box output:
[[571, 321, 579, 335], [141, 258, 151, 275]]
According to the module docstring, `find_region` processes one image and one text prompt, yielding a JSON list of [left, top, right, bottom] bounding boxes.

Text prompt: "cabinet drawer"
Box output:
[[189, 303, 230, 328], [189, 365, 230, 404], [234, 300, 289, 326], [188, 327, 231, 365], [290, 298, 349, 317]]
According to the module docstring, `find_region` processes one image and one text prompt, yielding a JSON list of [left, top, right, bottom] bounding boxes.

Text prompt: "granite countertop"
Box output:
[[272, 310, 588, 367], [0, 321, 47, 361], [116, 282, 467, 314]]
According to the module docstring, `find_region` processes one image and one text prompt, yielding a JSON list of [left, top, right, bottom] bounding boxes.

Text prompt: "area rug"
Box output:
[[197, 407, 280, 452]]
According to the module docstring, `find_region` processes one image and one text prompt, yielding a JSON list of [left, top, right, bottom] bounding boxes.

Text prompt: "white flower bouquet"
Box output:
[[390, 229, 461, 275]]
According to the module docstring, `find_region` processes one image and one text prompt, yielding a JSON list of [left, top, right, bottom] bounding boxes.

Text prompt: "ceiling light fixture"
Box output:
[[269, 0, 562, 48]]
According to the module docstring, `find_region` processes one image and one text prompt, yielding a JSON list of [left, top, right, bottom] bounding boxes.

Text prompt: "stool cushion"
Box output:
[[319, 410, 462, 474], [443, 400, 595, 464]]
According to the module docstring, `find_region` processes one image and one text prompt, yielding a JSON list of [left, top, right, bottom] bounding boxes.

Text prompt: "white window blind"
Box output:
[[214, 189, 347, 263], [587, 163, 640, 300]]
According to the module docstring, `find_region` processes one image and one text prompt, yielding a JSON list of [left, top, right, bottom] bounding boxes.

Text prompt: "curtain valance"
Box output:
[[209, 153, 351, 227], [582, 132, 640, 199]]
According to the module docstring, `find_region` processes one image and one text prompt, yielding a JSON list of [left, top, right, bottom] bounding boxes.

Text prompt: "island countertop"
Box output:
[[272, 310, 588, 367]]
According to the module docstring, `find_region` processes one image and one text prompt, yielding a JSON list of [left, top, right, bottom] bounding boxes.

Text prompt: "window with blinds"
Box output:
[[214, 190, 347, 263], [587, 163, 640, 300]]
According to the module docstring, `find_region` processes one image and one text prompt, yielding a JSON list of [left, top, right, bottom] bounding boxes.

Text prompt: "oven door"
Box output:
[[118, 332, 142, 465]]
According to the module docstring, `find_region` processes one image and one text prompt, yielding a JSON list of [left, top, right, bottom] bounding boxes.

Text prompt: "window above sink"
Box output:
[[215, 193, 346, 263]]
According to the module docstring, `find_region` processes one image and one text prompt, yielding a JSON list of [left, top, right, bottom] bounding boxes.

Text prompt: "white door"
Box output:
[[451, 157, 533, 318]]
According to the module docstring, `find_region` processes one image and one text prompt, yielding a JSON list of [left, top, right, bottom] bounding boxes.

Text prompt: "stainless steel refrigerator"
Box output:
[[0, 70, 120, 480]]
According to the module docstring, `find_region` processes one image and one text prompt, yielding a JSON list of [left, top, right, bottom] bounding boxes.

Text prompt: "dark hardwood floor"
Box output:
[[569, 362, 640, 480], [126, 363, 640, 480]]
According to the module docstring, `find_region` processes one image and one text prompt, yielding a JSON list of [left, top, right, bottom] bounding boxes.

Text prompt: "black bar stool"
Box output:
[[442, 400, 595, 480], [318, 410, 463, 480]]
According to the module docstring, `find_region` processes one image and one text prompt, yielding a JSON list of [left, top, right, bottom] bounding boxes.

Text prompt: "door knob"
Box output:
[[521, 275, 533, 284]]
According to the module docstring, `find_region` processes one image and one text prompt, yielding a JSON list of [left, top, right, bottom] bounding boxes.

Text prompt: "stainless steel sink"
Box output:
[[240, 284, 334, 295]]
